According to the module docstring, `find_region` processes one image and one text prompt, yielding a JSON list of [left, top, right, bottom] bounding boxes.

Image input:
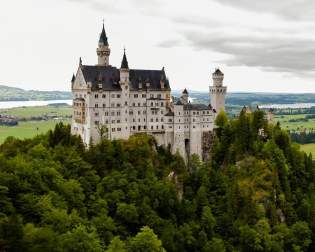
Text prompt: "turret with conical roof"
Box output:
[[120, 48, 129, 69], [96, 22, 111, 66], [120, 48, 130, 84], [180, 89, 189, 104]]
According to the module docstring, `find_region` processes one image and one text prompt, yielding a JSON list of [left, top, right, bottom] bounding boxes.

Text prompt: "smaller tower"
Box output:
[[120, 48, 129, 83], [209, 68, 227, 113], [96, 23, 111, 66], [181, 89, 189, 105]]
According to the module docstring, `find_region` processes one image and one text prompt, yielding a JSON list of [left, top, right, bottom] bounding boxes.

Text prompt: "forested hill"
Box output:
[[0, 85, 71, 101], [0, 111, 315, 251]]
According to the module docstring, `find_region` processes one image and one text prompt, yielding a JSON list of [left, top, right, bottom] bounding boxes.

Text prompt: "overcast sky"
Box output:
[[1, 0, 315, 93]]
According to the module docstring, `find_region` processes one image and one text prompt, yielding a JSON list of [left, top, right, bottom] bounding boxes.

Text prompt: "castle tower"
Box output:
[[180, 89, 189, 105], [96, 23, 110, 66], [209, 68, 227, 113], [120, 48, 129, 82], [119, 49, 131, 139]]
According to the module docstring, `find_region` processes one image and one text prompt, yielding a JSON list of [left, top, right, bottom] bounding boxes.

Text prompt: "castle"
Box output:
[[71, 24, 227, 160]]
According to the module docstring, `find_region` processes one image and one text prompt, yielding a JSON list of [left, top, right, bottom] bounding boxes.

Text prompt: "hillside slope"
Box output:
[[0, 85, 72, 101]]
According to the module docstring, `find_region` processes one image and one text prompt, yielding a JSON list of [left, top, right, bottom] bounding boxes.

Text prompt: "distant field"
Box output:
[[300, 143, 315, 157], [0, 120, 71, 143], [274, 114, 315, 131], [0, 105, 72, 118]]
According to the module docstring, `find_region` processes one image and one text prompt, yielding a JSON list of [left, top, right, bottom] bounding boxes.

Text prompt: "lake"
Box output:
[[0, 100, 73, 109]]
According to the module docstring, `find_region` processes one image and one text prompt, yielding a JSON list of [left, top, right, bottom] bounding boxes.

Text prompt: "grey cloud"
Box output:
[[156, 39, 182, 48], [212, 0, 315, 20], [181, 30, 315, 75]]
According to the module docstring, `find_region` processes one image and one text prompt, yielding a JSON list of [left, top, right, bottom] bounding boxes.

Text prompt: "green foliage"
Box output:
[[0, 113, 314, 251]]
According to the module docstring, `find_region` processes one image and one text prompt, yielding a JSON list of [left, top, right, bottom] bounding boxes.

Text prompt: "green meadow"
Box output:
[[0, 120, 71, 143]]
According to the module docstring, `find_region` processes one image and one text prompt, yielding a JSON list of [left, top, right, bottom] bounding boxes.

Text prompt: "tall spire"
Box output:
[[121, 48, 129, 69], [99, 22, 108, 46]]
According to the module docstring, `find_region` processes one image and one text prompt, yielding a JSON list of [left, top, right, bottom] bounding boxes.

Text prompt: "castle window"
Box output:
[[143, 102, 146, 106], [117, 112, 120, 116], [95, 104, 99, 108], [125, 102, 128, 106], [142, 94, 146, 98], [112, 120, 115, 123], [144, 118, 146, 122], [151, 118, 153, 122], [151, 102, 153, 106], [151, 126, 153, 130], [193, 112, 195, 115], [105, 112, 108, 116], [138, 111, 141, 115], [112, 128, 115, 132], [161, 102, 164, 106], [94, 121, 99, 125], [169, 126, 172, 129], [168, 119, 172, 122], [117, 94, 121, 98], [117, 128, 121, 131], [105, 120, 108, 124], [133, 119, 136, 122], [150, 94, 154, 98], [132, 103, 135, 106], [95, 94, 98, 98], [161, 118, 164, 122], [162, 125, 164, 129], [133, 126, 136, 130], [117, 103, 121, 107], [95, 112, 99, 117], [156, 126, 159, 129], [144, 126, 147, 129], [117, 120, 121, 123], [138, 126, 141, 130], [102, 94, 106, 98], [111, 112, 115, 116], [103, 104, 106, 108], [156, 118, 159, 122], [111, 94, 115, 98], [138, 103, 141, 107], [134, 94, 138, 98], [157, 94, 161, 98]]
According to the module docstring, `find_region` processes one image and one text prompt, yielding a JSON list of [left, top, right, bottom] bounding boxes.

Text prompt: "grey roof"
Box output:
[[99, 24, 109, 46], [129, 69, 170, 91], [175, 100, 183, 105], [213, 68, 224, 75], [81, 65, 121, 91], [71, 74, 75, 83], [182, 88, 188, 94], [80, 65, 170, 91], [121, 49, 129, 69], [183, 103, 211, 111]]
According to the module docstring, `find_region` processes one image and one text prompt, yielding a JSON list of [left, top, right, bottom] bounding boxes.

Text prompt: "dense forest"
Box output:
[[0, 110, 315, 251]]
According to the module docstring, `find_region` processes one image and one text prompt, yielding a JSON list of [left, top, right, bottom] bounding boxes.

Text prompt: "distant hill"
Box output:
[[0, 85, 72, 101], [173, 90, 315, 106]]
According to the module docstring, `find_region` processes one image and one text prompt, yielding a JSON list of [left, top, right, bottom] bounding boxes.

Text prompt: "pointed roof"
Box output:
[[213, 68, 224, 76], [99, 23, 109, 46], [71, 74, 75, 83], [121, 49, 129, 69], [182, 88, 188, 94]]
